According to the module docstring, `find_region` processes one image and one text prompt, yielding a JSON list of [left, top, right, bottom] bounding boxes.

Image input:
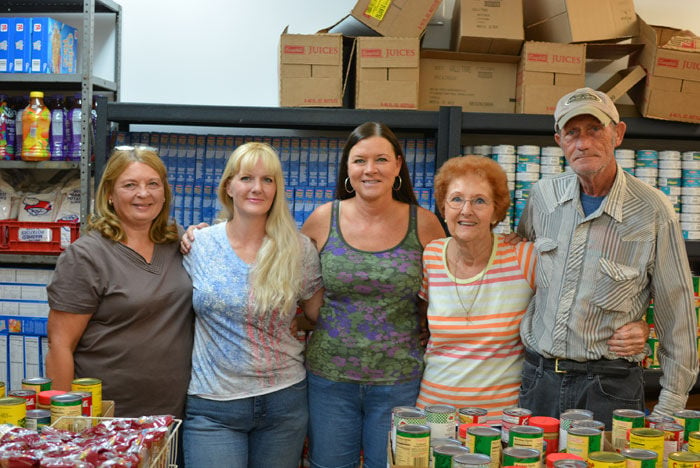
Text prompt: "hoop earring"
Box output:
[[393, 176, 402, 191], [344, 177, 354, 193]]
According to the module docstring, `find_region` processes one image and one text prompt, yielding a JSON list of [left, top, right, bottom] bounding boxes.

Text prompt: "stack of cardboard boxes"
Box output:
[[280, 0, 700, 124]]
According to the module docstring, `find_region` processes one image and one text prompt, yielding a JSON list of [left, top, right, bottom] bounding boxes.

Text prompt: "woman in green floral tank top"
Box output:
[[302, 122, 445, 468]]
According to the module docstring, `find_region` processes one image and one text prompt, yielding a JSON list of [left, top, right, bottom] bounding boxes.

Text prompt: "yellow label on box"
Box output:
[[364, 0, 392, 21]]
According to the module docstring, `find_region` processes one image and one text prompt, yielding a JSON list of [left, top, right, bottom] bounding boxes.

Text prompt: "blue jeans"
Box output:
[[183, 379, 308, 468], [518, 351, 645, 429], [307, 372, 421, 468]]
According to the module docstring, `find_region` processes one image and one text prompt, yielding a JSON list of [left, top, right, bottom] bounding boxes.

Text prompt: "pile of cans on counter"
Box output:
[[390, 405, 700, 468], [0, 376, 102, 431]]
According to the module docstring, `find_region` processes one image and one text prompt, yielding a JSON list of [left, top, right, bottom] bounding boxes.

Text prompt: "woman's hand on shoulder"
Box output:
[[503, 232, 528, 245], [180, 222, 209, 255]]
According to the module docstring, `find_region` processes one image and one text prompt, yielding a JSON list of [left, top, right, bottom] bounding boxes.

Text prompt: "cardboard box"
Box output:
[[10, 17, 31, 73], [30, 18, 79, 74], [453, 0, 524, 56], [0, 18, 10, 73], [523, 0, 638, 44], [597, 65, 646, 102], [516, 41, 585, 114], [629, 17, 700, 124], [102, 399, 115, 417], [349, 0, 443, 38], [419, 50, 518, 112], [355, 37, 419, 109], [279, 29, 352, 108], [419, 50, 518, 113]]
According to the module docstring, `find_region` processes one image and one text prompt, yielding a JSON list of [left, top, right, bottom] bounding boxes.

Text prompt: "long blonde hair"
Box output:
[[217, 142, 302, 316], [89, 146, 178, 243]]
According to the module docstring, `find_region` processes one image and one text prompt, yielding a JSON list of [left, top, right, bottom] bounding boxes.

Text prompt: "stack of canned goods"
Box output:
[[616, 148, 636, 175], [682, 151, 700, 239], [0, 376, 102, 431], [635, 150, 659, 188], [539, 146, 564, 178], [389, 405, 700, 468]]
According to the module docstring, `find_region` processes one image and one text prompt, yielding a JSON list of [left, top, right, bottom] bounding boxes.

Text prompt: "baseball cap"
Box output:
[[554, 87, 620, 131]]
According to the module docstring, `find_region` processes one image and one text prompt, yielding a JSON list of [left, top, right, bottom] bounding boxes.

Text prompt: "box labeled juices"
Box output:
[[30, 18, 79, 74]]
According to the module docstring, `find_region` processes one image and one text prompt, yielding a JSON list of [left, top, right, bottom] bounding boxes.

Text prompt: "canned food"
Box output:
[[433, 444, 470, 468], [37, 390, 65, 410], [553, 461, 589, 468], [453, 453, 491, 468], [50, 393, 82, 428], [589, 451, 626, 468], [71, 378, 102, 417], [0, 397, 26, 426], [547, 452, 586, 468], [502, 407, 532, 443], [613, 409, 646, 452], [673, 410, 700, 444], [459, 407, 488, 424], [426, 405, 457, 440], [502, 447, 541, 468], [667, 451, 700, 468], [657, 422, 685, 461], [22, 377, 51, 394], [560, 409, 594, 451], [567, 426, 602, 460], [645, 414, 676, 429], [0, 381, 4, 398], [24, 409, 50, 431], [70, 391, 92, 417], [395, 424, 430, 467], [628, 428, 664, 468], [689, 431, 700, 454], [392, 408, 427, 455], [530, 416, 559, 457], [572, 419, 606, 431], [620, 448, 658, 468], [467, 426, 501, 468], [8, 389, 36, 411], [509, 424, 544, 453]]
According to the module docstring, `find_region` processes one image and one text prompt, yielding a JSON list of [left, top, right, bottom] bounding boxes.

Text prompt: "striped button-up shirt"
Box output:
[[517, 165, 698, 414]]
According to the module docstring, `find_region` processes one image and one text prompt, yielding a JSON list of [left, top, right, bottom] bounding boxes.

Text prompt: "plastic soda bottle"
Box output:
[[48, 95, 66, 161], [21, 91, 51, 161], [0, 95, 9, 160], [67, 94, 82, 161]]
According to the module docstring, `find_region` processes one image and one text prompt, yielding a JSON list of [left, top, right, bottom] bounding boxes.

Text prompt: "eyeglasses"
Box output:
[[446, 195, 492, 211]]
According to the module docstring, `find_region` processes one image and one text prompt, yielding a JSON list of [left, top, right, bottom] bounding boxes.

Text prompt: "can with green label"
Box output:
[[433, 444, 470, 468], [621, 448, 659, 468], [502, 446, 540, 468]]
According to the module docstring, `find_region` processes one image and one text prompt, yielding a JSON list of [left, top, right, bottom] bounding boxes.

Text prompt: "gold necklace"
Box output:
[[453, 276, 483, 320]]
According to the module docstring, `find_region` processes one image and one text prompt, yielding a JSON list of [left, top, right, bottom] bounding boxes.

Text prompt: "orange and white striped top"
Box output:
[[416, 234, 536, 422]]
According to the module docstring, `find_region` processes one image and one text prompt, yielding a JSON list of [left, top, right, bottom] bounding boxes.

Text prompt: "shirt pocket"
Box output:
[[534, 237, 558, 289], [592, 258, 641, 313]]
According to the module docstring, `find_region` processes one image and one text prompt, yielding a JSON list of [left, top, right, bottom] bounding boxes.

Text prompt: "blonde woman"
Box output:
[[182, 142, 323, 468], [46, 146, 194, 418]]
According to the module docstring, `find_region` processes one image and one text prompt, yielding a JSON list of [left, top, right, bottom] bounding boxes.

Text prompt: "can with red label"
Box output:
[[501, 407, 532, 443], [70, 391, 92, 417], [8, 389, 36, 411], [657, 422, 685, 463]]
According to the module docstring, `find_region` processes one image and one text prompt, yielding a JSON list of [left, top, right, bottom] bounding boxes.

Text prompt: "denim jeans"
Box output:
[[307, 372, 421, 468], [183, 379, 308, 468], [518, 352, 645, 429]]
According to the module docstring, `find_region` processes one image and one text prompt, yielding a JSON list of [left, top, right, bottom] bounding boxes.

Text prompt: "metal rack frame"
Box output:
[[0, 0, 121, 264]]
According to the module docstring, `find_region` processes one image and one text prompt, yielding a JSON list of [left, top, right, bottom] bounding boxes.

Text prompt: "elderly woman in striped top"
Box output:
[[416, 155, 647, 421]]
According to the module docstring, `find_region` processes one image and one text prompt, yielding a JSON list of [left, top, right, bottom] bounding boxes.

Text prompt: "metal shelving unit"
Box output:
[[0, 0, 122, 265], [94, 99, 460, 184]]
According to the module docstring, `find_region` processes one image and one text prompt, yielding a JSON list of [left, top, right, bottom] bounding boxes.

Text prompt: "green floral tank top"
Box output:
[[305, 200, 425, 384]]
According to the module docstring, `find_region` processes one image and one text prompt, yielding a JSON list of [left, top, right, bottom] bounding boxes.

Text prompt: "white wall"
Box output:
[[112, 0, 700, 107]]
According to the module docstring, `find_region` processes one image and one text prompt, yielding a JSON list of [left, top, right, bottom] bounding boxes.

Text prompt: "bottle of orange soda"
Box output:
[[21, 91, 51, 161]]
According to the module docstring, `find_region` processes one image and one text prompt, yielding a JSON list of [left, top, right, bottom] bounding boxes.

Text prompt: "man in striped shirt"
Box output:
[[517, 87, 698, 428]]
